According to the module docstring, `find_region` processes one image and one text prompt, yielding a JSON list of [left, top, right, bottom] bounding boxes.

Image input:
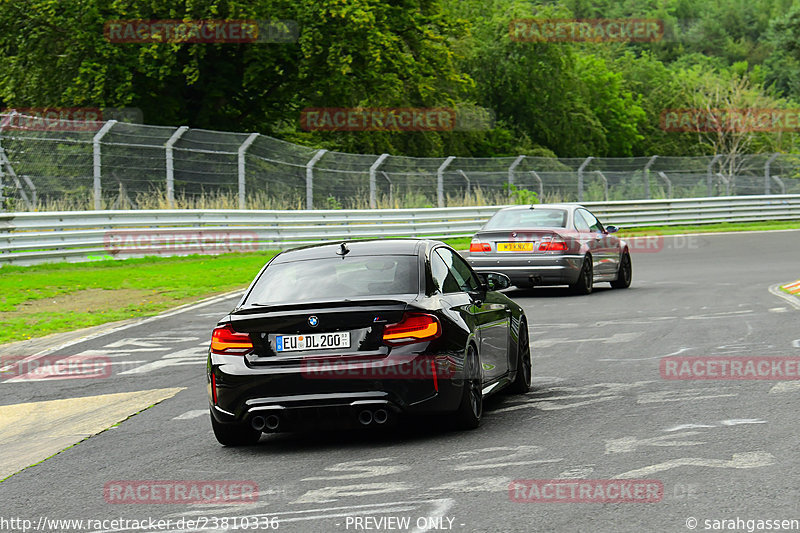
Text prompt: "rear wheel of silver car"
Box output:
[[611, 251, 632, 289], [455, 346, 482, 429], [570, 255, 593, 295], [211, 410, 262, 446], [508, 319, 531, 394]]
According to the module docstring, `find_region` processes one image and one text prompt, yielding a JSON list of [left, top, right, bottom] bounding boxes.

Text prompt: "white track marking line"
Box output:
[[33, 289, 245, 356]]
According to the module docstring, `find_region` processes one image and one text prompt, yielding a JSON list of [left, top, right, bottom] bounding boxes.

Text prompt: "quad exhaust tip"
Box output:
[[251, 414, 280, 432], [358, 410, 373, 426], [265, 415, 280, 430], [251, 415, 266, 431], [374, 408, 388, 424], [358, 408, 389, 426]]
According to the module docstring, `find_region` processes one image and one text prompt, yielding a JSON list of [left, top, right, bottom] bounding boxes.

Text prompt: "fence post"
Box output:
[[0, 117, 5, 212], [92, 120, 117, 211], [508, 155, 525, 197], [771, 175, 786, 194], [437, 156, 455, 208], [529, 171, 543, 199], [643, 155, 658, 199], [594, 170, 609, 201], [716, 173, 731, 195], [657, 171, 673, 199], [380, 171, 394, 206], [165, 126, 189, 208], [306, 149, 327, 210], [237, 133, 259, 209], [369, 153, 389, 209], [707, 154, 722, 197], [577, 156, 593, 202], [765, 153, 779, 195], [457, 170, 471, 196]]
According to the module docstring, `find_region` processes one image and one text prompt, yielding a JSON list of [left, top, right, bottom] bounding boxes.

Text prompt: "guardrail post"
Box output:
[[644, 155, 658, 199], [529, 171, 544, 199], [369, 153, 389, 209], [237, 133, 259, 209], [707, 154, 722, 197], [657, 171, 673, 199], [437, 156, 455, 208], [306, 149, 327, 210], [765, 153, 779, 195], [594, 170, 609, 201], [577, 156, 593, 202], [92, 120, 117, 211], [508, 155, 525, 195], [165, 126, 189, 208]]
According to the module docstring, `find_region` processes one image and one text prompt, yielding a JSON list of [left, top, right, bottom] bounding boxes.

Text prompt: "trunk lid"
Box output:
[[471, 229, 573, 255], [230, 298, 410, 363]]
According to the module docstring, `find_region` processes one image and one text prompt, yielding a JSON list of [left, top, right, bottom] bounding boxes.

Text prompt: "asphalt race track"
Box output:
[[2, 230, 800, 533]]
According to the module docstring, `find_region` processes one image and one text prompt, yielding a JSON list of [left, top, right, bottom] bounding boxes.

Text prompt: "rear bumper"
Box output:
[[468, 254, 584, 287], [208, 352, 465, 431]]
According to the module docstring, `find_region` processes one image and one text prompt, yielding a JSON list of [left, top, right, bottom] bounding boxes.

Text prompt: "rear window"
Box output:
[[483, 208, 568, 229], [245, 255, 419, 305]]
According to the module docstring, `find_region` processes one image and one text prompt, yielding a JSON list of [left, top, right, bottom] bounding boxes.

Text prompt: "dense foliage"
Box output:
[[1, 0, 799, 157]]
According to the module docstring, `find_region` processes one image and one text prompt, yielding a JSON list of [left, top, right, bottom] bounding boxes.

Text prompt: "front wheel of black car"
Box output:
[[570, 255, 593, 295], [508, 320, 531, 394], [455, 346, 482, 429], [211, 410, 262, 446], [611, 251, 632, 289]]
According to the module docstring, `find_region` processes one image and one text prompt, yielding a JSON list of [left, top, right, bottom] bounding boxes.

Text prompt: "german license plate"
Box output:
[[497, 242, 534, 252], [275, 332, 350, 352]]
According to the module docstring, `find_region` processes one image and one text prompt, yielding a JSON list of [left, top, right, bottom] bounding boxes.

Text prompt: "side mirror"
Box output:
[[478, 272, 512, 291], [605, 225, 619, 234]]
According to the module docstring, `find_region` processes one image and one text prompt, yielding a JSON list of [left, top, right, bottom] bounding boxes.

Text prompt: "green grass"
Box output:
[[0, 252, 279, 345]]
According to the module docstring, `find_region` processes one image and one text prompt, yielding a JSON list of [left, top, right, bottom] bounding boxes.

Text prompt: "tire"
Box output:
[[508, 319, 531, 394], [610, 251, 632, 289], [454, 345, 482, 429], [211, 410, 262, 446], [569, 255, 593, 295]]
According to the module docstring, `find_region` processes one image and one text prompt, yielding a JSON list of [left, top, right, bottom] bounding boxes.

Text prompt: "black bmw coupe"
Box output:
[[207, 239, 531, 445]]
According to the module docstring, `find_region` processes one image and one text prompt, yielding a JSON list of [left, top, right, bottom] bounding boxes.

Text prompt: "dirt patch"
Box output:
[[13, 288, 179, 314]]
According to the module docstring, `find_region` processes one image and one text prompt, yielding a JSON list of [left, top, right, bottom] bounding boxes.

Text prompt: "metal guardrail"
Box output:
[[1, 195, 799, 266]]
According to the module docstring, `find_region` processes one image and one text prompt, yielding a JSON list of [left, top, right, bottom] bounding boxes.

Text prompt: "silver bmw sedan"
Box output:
[[466, 204, 632, 295]]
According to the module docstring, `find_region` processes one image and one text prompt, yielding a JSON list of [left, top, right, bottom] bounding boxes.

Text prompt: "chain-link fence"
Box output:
[[2, 112, 799, 211]]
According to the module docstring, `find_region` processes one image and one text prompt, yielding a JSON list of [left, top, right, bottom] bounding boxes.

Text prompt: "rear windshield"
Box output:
[[483, 208, 567, 229], [245, 255, 419, 305]]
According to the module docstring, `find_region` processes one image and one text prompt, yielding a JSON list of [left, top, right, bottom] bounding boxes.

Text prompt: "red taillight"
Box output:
[[470, 242, 491, 252], [211, 372, 218, 404], [210, 325, 254, 355], [383, 313, 442, 345], [538, 235, 568, 252]]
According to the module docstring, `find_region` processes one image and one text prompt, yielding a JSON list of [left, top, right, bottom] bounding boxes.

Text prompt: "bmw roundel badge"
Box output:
[[308, 315, 319, 327]]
